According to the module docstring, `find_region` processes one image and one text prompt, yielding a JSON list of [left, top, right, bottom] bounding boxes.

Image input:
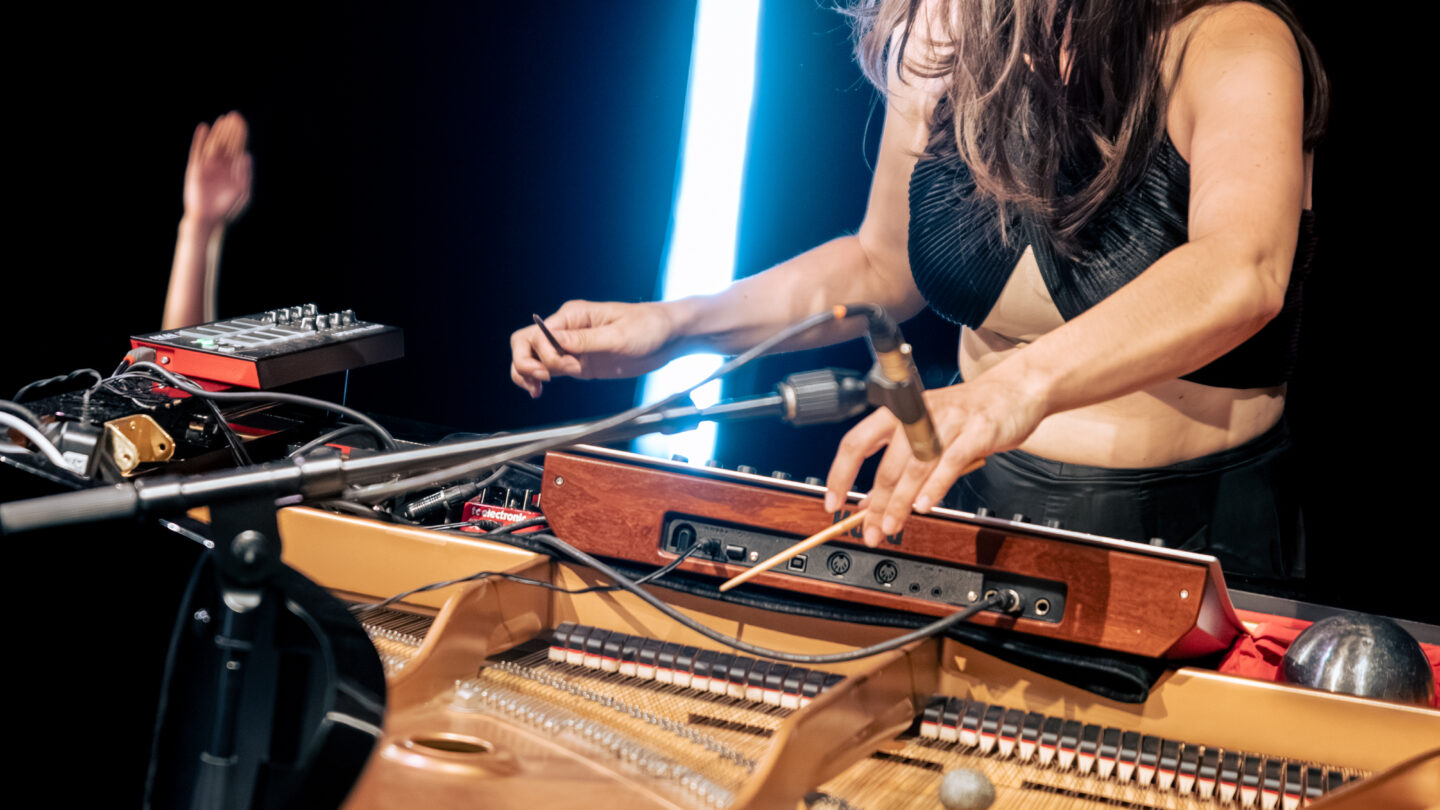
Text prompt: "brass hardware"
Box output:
[[104, 415, 175, 475]]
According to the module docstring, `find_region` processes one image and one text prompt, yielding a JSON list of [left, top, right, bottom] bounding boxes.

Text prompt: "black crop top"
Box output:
[[908, 135, 1315, 388]]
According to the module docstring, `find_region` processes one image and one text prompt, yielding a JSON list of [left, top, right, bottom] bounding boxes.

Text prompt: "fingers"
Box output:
[[531, 319, 583, 376], [547, 299, 614, 334], [217, 115, 235, 159], [198, 112, 248, 166], [220, 113, 240, 160], [509, 315, 588, 396], [824, 398, 990, 547], [225, 152, 254, 220], [189, 122, 209, 168], [873, 436, 940, 542], [202, 116, 222, 162], [824, 408, 896, 514], [552, 319, 625, 362], [234, 151, 254, 193], [914, 433, 987, 512], [228, 111, 249, 156], [509, 328, 551, 396], [509, 300, 673, 392], [510, 360, 542, 398], [858, 427, 929, 547]]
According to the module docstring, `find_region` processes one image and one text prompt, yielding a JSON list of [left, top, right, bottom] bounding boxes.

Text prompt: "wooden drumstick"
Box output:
[[718, 511, 865, 593], [716, 457, 986, 593]]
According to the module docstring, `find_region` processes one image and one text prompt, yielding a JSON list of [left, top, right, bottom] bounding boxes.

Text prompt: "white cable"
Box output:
[[0, 412, 70, 469]]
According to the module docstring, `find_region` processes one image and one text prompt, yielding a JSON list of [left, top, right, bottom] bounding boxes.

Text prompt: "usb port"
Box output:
[[725, 544, 747, 561], [788, 554, 807, 572]]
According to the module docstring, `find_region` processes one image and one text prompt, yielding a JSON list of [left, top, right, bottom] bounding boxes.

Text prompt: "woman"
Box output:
[[510, 0, 1326, 580]]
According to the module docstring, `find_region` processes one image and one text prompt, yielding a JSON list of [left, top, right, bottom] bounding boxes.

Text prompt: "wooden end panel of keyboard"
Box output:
[[541, 452, 1209, 658]]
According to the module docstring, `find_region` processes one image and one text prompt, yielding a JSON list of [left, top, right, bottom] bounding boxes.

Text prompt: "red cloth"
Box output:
[[1218, 609, 1440, 707]]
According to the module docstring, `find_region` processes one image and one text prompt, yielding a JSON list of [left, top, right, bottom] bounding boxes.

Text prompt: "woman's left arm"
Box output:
[[827, 4, 1309, 546]]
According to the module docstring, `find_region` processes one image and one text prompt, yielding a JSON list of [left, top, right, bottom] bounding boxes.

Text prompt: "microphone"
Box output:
[[845, 304, 944, 461]]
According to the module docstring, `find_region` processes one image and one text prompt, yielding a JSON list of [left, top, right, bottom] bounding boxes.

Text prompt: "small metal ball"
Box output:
[[1283, 613, 1435, 705]]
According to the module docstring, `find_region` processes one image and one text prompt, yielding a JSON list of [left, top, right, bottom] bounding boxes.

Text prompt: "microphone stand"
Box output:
[[0, 366, 871, 810], [0, 368, 870, 534]]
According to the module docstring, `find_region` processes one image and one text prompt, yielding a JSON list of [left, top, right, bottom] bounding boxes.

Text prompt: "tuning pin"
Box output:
[[771, 471, 792, 480], [804, 476, 823, 486], [736, 465, 758, 475], [671, 454, 690, 464], [704, 459, 722, 468], [303, 303, 319, 316]]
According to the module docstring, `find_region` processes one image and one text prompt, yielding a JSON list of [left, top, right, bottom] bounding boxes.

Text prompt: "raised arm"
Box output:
[[509, 31, 944, 397], [830, 4, 1310, 544], [161, 112, 253, 330]]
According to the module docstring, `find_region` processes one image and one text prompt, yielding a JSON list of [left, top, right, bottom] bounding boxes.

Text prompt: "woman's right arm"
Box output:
[[162, 112, 253, 330], [510, 29, 943, 397]]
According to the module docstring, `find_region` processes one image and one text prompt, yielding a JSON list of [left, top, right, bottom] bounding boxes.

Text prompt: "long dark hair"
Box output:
[[845, 0, 1328, 251]]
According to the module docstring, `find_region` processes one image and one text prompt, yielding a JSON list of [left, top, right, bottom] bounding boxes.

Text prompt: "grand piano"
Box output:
[[4, 318, 1434, 808], [272, 445, 1440, 810]]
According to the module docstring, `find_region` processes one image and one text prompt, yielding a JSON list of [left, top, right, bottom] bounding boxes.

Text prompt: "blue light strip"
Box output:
[[636, 0, 761, 463]]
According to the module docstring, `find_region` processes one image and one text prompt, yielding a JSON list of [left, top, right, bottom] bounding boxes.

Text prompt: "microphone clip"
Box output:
[[865, 346, 926, 423], [863, 331, 944, 461]]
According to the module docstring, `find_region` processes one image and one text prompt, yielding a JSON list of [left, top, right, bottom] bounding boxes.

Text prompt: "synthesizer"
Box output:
[[538, 445, 1245, 659], [130, 303, 403, 389]]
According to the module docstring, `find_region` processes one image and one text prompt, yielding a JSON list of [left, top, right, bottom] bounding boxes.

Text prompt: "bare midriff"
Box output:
[[958, 246, 1286, 469], [944, 5, 1309, 469]]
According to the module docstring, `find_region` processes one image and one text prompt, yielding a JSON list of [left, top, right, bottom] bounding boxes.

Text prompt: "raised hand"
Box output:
[[510, 299, 687, 398], [184, 111, 252, 226], [162, 112, 255, 329]]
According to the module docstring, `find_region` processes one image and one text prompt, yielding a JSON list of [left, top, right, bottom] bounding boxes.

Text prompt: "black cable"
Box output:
[[351, 522, 710, 614], [311, 499, 394, 520], [93, 377, 163, 411], [400, 466, 515, 522], [91, 374, 252, 466], [13, 368, 102, 402], [289, 423, 384, 458], [512, 530, 1007, 665], [311, 498, 421, 525], [347, 308, 843, 504], [202, 397, 253, 466], [117, 361, 398, 450], [506, 459, 544, 478]]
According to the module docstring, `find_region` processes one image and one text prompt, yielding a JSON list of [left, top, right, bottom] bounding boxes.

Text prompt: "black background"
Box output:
[[6, 1, 1430, 802]]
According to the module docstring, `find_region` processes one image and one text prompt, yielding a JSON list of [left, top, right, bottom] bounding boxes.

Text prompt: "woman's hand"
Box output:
[[509, 300, 687, 397], [824, 373, 1047, 547], [184, 111, 252, 227]]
